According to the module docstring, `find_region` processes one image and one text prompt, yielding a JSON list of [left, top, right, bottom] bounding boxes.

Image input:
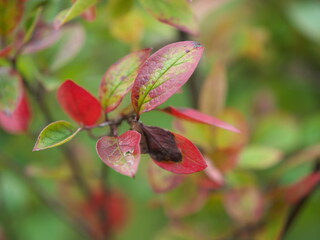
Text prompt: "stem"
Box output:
[[62, 145, 92, 198], [280, 160, 320, 239]]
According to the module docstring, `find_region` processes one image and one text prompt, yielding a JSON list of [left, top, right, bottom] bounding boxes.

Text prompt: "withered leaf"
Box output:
[[139, 124, 182, 163]]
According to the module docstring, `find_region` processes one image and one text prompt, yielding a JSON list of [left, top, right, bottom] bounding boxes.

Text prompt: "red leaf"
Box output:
[[152, 131, 207, 174], [96, 131, 141, 178], [82, 189, 128, 237], [57, 80, 102, 126], [285, 172, 320, 205], [131, 41, 204, 116], [162, 106, 240, 133], [0, 46, 12, 58], [0, 89, 32, 134]]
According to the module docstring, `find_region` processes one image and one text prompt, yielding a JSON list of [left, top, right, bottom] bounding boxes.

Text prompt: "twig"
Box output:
[[279, 160, 320, 239]]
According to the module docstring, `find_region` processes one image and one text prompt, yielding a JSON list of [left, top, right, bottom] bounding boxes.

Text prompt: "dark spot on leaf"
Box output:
[[185, 49, 190, 53], [139, 124, 182, 162], [193, 41, 202, 48]]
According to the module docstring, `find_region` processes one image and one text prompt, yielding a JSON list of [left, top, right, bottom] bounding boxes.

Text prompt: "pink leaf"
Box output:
[[162, 106, 240, 133], [203, 157, 224, 188], [131, 41, 204, 117], [0, 89, 32, 134], [96, 131, 141, 178], [285, 172, 320, 205], [57, 80, 102, 126]]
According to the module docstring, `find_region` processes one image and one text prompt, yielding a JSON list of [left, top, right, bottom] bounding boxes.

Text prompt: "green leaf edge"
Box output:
[[33, 120, 81, 151], [54, 0, 98, 29]]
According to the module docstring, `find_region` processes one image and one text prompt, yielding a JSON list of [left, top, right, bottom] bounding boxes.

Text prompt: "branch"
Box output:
[[279, 160, 320, 239]]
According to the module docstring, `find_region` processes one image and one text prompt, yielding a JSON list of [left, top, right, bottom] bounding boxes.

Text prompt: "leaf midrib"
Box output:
[[137, 49, 193, 113]]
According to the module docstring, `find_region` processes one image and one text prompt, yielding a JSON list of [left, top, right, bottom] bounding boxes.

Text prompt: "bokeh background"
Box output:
[[1, 0, 320, 239]]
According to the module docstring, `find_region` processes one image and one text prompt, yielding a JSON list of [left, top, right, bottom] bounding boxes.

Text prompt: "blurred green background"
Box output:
[[1, 0, 320, 239]]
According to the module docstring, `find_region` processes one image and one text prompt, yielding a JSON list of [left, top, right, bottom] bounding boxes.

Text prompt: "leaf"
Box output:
[[224, 187, 265, 225], [0, 69, 22, 114], [0, 46, 12, 58], [173, 119, 213, 151], [131, 41, 204, 117], [137, 123, 207, 174], [203, 157, 224, 188], [33, 120, 81, 151], [23, 23, 62, 54], [0, 0, 25, 36], [199, 62, 227, 116], [161, 106, 240, 133], [96, 130, 141, 178], [50, 24, 86, 71], [212, 109, 248, 150], [99, 48, 152, 113], [252, 113, 300, 151], [54, 0, 98, 29], [238, 145, 283, 170], [285, 172, 320, 205], [160, 176, 209, 218], [57, 80, 102, 126], [148, 161, 186, 193], [108, 8, 145, 46], [0, 89, 32, 134], [287, 1, 320, 42], [107, 0, 134, 19], [139, 0, 198, 35], [23, 7, 43, 45]]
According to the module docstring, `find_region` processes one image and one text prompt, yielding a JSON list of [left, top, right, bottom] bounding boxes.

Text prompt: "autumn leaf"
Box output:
[[96, 131, 141, 178], [137, 123, 207, 174], [0, 69, 22, 114], [139, 0, 198, 35], [99, 48, 151, 113], [131, 41, 204, 117], [0, 89, 32, 134], [161, 106, 240, 133], [57, 80, 102, 126]]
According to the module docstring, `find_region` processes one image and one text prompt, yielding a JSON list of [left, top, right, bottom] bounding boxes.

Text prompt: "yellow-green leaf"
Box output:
[[0, 69, 22, 114], [239, 145, 283, 169], [33, 121, 81, 151], [54, 0, 98, 29], [139, 0, 198, 35]]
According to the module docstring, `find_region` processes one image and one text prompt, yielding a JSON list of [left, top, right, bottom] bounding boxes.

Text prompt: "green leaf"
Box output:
[[139, 0, 198, 35], [23, 7, 43, 44], [238, 145, 283, 169], [287, 1, 320, 42], [99, 48, 151, 113], [54, 0, 98, 29], [0, 69, 22, 114], [33, 121, 81, 151]]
